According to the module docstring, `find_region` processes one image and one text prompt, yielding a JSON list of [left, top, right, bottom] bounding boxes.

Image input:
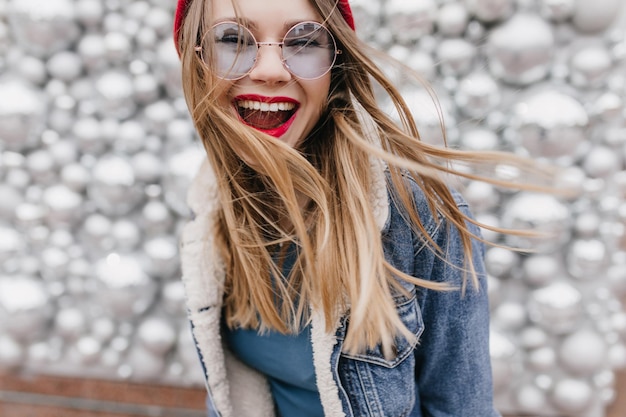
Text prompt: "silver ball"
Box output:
[[0, 275, 51, 341], [0, 335, 24, 371], [501, 193, 572, 253], [527, 281, 583, 334], [75, 0, 105, 27], [95, 71, 136, 119], [143, 236, 179, 279], [104, 32, 132, 63], [137, 317, 177, 355], [512, 89, 588, 161], [571, 0, 622, 33], [8, 0, 80, 58], [485, 247, 519, 278], [514, 382, 548, 413], [125, 346, 166, 382], [385, 0, 437, 44], [519, 326, 549, 350], [527, 346, 557, 372], [487, 14, 555, 85], [162, 146, 207, 217], [490, 330, 518, 392], [42, 184, 83, 227], [436, 3, 469, 37], [436, 38, 476, 77], [539, 0, 575, 22], [55, 307, 88, 340], [522, 255, 561, 287], [566, 238, 609, 280], [94, 253, 157, 319], [492, 301, 527, 331], [582, 146, 621, 178], [61, 163, 91, 193], [112, 220, 142, 251], [466, 0, 515, 23], [47, 51, 83, 82], [88, 154, 144, 216], [0, 78, 47, 152], [77, 34, 107, 71], [559, 329, 608, 375], [131, 152, 163, 184], [551, 378, 594, 414], [570, 44, 613, 89], [455, 72, 501, 119], [75, 336, 102, 365], [162, 281, 187, 316]]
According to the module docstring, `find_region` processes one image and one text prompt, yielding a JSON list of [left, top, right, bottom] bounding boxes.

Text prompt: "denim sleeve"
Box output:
[[412, 202, 501, 417]]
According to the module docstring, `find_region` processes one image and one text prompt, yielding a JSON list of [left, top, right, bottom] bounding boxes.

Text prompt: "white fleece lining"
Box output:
[[180, 159, 390, 416]]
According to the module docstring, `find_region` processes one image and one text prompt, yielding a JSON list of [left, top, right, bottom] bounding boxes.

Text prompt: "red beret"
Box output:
[[173, 0, 355, 51]]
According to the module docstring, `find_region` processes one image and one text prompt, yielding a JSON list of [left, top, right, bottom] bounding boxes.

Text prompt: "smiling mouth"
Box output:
[[236, 100, 298, 131]]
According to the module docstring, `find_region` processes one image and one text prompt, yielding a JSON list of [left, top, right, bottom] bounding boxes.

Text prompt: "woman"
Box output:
[[174, 0, 511, 415]]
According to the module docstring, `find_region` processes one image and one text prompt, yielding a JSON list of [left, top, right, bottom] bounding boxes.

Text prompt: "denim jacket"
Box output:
[[179, 160, 500, 417]]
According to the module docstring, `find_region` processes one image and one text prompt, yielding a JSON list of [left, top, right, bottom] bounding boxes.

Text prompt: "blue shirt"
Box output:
[[223, 242, 324, 416], [224, 324, 323, 417]]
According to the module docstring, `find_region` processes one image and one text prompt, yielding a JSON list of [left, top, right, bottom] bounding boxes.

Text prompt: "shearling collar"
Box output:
[[179, 158, 389, 417]]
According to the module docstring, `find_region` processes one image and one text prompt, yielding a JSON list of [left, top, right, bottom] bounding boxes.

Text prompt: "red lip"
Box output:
[[233, 95, 300, 138]]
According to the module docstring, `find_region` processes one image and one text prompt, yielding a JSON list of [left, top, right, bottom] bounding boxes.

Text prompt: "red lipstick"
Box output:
[[233, 95, 300, 138]]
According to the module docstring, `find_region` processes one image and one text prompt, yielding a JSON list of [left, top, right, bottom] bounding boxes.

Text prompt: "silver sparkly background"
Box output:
[[0, 0, 624, 416]]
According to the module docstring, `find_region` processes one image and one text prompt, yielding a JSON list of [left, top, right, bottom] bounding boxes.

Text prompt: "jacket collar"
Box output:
[[180, 158, 389, 417]]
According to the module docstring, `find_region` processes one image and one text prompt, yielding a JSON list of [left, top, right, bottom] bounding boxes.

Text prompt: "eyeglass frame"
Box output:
[[194, 20, 343, 80]]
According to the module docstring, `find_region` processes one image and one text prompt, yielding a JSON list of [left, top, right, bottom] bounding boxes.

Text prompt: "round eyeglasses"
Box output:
[[196, 21, 341, 80]]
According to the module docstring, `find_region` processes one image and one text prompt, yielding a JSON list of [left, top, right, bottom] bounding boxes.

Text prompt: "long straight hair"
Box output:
[[178, 0, 547, 356]]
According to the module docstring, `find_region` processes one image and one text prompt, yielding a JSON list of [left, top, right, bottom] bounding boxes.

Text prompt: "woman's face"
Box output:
[[210, 0, 333, 149]]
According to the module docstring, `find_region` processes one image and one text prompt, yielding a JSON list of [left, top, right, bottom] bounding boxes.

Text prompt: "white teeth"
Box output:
[[237, 100, 295, 112]]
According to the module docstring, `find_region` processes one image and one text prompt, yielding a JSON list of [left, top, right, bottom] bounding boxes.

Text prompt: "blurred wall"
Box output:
[[0, 0, 625, 416]]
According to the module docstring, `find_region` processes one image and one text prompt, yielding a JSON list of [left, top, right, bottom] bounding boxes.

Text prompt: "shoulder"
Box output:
[[384, 171, 471, 235]]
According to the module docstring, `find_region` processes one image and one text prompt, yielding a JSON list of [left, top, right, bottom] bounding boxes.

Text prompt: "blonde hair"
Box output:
[[178, 0, 546, 356]]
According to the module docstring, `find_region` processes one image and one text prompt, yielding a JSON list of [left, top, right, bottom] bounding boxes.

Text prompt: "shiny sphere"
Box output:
[[582, 146, 621, 178], [527, 282, 583, 334], [8, 0, 79, 58], [522, 255, 561, 287], [527, 346, 557, 372], [386, 0, 437, 43], [490, 330, 517, 392], [47, 51, 83, 82], [485, 247, 519, 278], [143, 236, 179, 279], [0, 275, 51, 341], [571, 0, 622, 33], [566, 239, 609, 280], [501, 193, 572, 253], [94, 254, 157, 319], [88, 155, 144, 216], [512, 90, 588, 161], [95, 71, 136, 119], [455, 72, 500, 118], [436, 39, 476, 77], [466, 0, 515, 22], [0, 335, 24, 371], [559, 329, 607, 375], [570, 44, 613, 89], [55, 308, 87, 340], [487, 14, 555, 85], [551, 378, 594, 413], [0, 78, 47, 152], [515, 382, 548, 412], [539, 0, 575, 21], [137, 318, 177, 355], [436, 3, 469, 37]]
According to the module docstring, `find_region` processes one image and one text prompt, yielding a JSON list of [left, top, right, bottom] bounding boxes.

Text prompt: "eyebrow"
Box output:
[[211, 17, 320, 31]]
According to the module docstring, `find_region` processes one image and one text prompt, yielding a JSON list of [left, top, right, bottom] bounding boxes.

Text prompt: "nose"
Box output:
[[247, 45, 292, 83]]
